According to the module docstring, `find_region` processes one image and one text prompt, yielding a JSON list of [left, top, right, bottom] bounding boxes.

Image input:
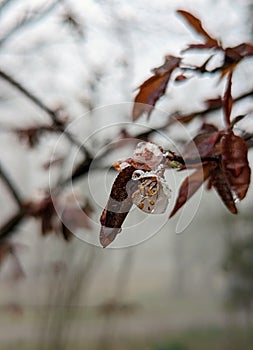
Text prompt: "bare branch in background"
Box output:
[[169, 88, 253, 126], [0, 0, 65, 47], [0, 69, 91, 158], [0, 162, 23, 208], [0, 210, 25, 242], [0, 0, 16, 13]]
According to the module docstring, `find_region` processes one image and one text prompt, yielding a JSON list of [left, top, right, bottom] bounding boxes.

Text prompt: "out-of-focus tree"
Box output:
[[0, 1, 253, 253], [223, 218, 253, 321], [0, 2, 253, 348]]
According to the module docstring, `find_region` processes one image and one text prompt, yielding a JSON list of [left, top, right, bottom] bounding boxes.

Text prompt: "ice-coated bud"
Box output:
[[133, 142, 163, 169]]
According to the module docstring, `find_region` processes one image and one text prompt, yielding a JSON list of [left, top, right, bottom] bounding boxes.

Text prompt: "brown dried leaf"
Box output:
[[184, 43, 218, 51], [25, 196, 55, 235], [209, 165, 237, 214], [26, 196, 76, 241], [177, 10, 219, 47], [16, 128, 40, 148], [183, 126, 220, 160], [221, 132, 251, 200], [174, 74, 188, 82], [225, 43, 253, 66], [220, 44, 253, 78], [132, 56, 180, 121], [170, 163, 216, 218], [223, 72, 233, 127], [220, 63, 238, 80], [205, 97, 222, 110], [233, 43, 253, 57], [168, 113, 198, 126], [100, 166, 138, 247], [224, 47, 242, 65], [39, 199, 55, 235]]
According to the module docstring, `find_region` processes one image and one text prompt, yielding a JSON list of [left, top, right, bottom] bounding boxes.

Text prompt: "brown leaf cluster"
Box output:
[[100, 9, 253, 247], [131, 11, 253, 122], [170, 128, 251, 217]]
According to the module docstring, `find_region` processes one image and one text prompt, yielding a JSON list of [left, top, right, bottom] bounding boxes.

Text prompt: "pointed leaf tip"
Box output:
[[177, 10, 218, 47], [132, 56, 180, 121]]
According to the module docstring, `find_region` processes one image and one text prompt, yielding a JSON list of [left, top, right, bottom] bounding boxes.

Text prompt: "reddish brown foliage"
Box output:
[[0, 8, 252, 250], [224, 43, 253, 66], [223, 72, 233, 127], [99, 9, 253, 247], [183, 124, 220, 160], [175, 74, 188, 82], [221, 132, 251, 200], [170, 163, 217, 218], [132, 55, 180, 121], [100, 166, 137, 247], [177, 10, 219, 48], [209, 164, 238, 214], [205, 97, 222, 110]]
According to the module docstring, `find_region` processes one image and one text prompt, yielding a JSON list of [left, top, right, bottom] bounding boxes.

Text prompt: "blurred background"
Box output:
[[0, 0, 253, 349]]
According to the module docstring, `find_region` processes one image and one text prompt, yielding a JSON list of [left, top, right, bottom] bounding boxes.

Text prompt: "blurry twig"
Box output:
[[0, 210, 25, 242], [0, 0, 15, 13], [0, 69, 91, 158], [0, 69, 64, 124], [0, 154, 94, 242], [0, 0, 64, 46], [0, 162, 23, 208]]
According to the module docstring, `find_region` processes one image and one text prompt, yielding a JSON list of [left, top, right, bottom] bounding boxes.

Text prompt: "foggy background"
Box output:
[[0, 1, 253, 349]]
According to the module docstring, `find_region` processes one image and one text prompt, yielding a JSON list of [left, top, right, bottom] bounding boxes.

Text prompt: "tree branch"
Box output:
[[0, 0, 15, 13], [0, 210, 25, 242], [0, 162, 23, 208], [172, 88, 253, 124], [0, 69, 91, 159], [0, 0, 64, 47]]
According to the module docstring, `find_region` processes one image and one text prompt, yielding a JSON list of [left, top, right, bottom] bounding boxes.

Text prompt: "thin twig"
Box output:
[[0, 210, 25, 242], [0, 69, 91, 158], [0, 0, 64, 47], [176, 89, 253, 122], [0, 69, 61, 123], [0, 0, 15, 13], [0, 162, 23, 208]]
